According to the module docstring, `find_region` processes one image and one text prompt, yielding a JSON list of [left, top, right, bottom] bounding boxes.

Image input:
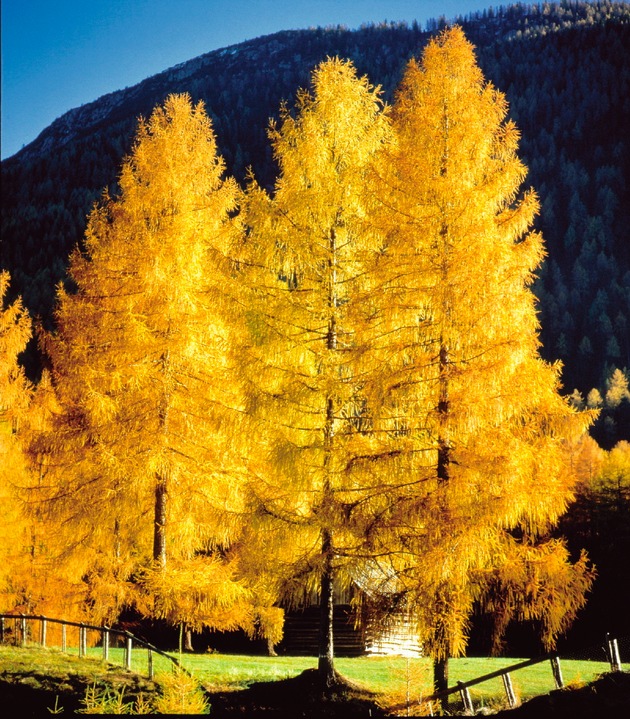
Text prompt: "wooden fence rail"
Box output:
[[0, 613, 182, 680], [420, 633, 625, 716], [2, 613, 625, 715], [383, 634, 626, 715]]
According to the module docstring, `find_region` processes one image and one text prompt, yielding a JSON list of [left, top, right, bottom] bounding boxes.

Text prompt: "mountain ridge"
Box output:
[[7, 2, 607, 164], [12, 31, 300, 162]]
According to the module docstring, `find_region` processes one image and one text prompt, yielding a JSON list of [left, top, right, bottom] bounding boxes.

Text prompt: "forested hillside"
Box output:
[[2, 1, 629, 411]]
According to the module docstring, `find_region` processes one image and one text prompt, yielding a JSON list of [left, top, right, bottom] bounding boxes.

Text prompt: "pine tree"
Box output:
[[32, 95, 263, 636], [240, 58, 392, 684], [362, 27, 594, 697]]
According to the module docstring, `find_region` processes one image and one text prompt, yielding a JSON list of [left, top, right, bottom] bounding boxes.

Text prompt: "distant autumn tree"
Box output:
[[360, 27, 594, 697], [32, 95, 268, 638], [559, 438, 630, 644], [240, 58, 392, 684], [605, 368, 630, 408]]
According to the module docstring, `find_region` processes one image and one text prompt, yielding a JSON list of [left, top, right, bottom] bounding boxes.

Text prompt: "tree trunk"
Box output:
[[113, 518, 121, 561], [437, 341, 451, 484], [153, 476, 168, 567], [433, 656, 449, 710], [433, 596, 451, 711], [154, 349, 170, 568], [317, 226, 338, 687], [318, 528, 336, 686], [436, 340, 451, 711], [184, 626, 194, 652]]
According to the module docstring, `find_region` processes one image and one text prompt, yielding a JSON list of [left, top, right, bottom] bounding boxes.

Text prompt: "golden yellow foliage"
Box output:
[[239, 57, 393, 678], [0, 271, 32, 426], [153, 667, 209, 715], [9, 32, 596, 676], [28, 95, 265, 634], [0, 278, 80, 618], [353, 26, 594, 680], [0, 272, 34, 612]]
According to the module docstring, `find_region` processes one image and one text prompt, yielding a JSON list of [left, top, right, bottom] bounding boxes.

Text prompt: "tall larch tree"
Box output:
[[0, 272, 32, 425], [240, 58, 392, 685], [0, 272, 34, 610], [360, 27, 594, 697], [1, 273, 83, 620], [32, 95, 264, 638]]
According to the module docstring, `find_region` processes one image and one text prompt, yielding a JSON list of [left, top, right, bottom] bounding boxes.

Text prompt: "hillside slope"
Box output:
[[2, 1, 629, 403]]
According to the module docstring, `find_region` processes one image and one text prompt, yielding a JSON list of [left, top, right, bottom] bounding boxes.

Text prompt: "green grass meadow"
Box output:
[[183, 652, 621, 705], [2, 642, 626, 714], [81, 645, 620, 703]]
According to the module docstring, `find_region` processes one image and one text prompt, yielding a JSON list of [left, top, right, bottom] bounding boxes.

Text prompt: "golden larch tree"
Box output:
[[0, 271, 34, 611], [0, 272, 32, 425], [0, 279, 71, 620], [32, 95, 264, 638], [240, 58, 392, 684], [360, 27, 594, 696]]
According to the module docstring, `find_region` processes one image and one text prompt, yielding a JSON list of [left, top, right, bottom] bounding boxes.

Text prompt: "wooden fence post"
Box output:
[[102, 629, 109, 661], [502, 672, 518, 708], [550, 655, 564, 689], [606, 633, 622, 672], [125, 636, 132, 671], [458, 681, 474, 715], [79, 625, 86, 658], [1, 613, 190, 681]]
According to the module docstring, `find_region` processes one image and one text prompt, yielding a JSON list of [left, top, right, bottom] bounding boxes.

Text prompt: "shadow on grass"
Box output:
[[0, 668, 158, 716], [2, 661, 628, 717], [207, 670, 630, 718], [208, 667, 389, 718], [490, 671, 630, 719]]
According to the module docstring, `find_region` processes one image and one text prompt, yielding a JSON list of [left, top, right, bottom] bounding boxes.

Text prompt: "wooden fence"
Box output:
[[1, 613, 625, 715], [419, 633, 624, 716], [0, 613, 182, 680]]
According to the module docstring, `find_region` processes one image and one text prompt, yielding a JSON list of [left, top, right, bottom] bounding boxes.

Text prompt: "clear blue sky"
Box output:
[[2, 1, 501, 160]]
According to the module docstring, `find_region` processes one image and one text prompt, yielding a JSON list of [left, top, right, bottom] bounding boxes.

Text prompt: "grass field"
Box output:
[[0, 644, 161, 714], [78, 644, 622, 705], [2, 642, 626, 714]]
